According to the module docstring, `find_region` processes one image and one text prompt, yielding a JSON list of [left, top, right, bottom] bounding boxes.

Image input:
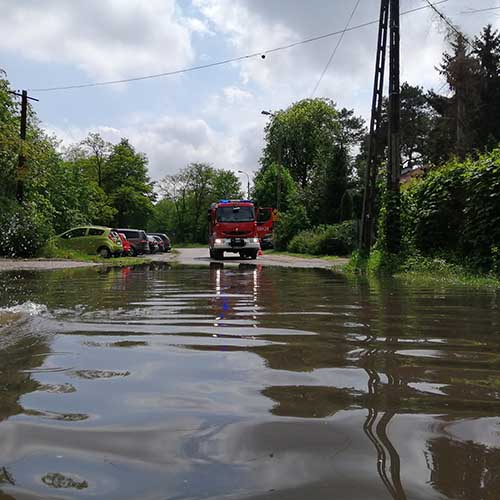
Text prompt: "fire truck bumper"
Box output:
[[212, 238, 260, 252]]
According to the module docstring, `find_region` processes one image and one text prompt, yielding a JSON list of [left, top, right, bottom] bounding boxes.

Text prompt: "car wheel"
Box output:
[[130, 247, 137, 257], [98, 246, 111, 259]]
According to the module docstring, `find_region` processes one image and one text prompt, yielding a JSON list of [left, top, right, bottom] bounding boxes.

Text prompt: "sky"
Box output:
[[1, 0, 499, 188]]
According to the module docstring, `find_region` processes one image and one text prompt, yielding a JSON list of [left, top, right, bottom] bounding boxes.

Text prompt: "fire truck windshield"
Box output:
[[216, 206, 255, 222]]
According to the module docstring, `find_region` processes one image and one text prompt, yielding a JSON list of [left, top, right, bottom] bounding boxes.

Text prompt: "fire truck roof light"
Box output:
[[218, 199, 253, 204]]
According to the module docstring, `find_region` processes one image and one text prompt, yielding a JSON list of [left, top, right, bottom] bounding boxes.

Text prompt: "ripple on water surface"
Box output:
[[0, 263, 499, 499]]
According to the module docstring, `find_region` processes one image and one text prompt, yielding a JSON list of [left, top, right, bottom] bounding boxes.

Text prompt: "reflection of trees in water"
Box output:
[[0, 335, 48, 422], [41, 472, 88, 490], [0, 335, 49, 497], [425, 437, 500, 500]]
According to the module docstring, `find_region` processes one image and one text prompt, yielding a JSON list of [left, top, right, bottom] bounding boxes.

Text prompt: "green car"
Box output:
[[56, 226, 123, 258]]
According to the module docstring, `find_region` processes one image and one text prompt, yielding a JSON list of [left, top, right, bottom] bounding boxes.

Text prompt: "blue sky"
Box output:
[[1, 0, 499, 185]]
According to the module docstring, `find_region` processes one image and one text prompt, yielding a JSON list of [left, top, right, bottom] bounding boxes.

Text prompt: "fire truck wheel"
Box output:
[[214, 250, 224, 260], [209, 249, 214, 259], [250, 250, 258, 260]]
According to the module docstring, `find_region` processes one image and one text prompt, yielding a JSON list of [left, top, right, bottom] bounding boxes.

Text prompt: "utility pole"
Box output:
[[8, 90, 39, 203], [385, 0, 401, 254], [360, 0, 389, 254]]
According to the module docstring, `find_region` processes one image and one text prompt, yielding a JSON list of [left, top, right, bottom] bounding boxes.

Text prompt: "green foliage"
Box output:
[[288, 221, 356, 256], [104, 139, 155, 227], [272, 190, 309, 250], [0, 203, 53, 257], [260, 99, 365, 228], [159, 163, 242, 243], [401, 148, 500, 271], [252, 162, 297, 211]]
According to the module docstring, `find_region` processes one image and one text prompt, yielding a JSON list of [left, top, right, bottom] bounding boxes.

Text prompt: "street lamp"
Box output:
[[238, 170, 251, 199]]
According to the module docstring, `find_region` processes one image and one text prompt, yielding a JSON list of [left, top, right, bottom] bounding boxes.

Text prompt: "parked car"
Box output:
[[55, 226, 122, 258], [113, 229, 149, 256], [150, 235, 165, 252], [117, 232, 131, 256], [147, 235, 159, 254], [149, 232, 171, 252]]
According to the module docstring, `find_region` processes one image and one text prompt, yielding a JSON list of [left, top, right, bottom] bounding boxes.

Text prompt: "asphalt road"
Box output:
[[151, 247, 347, 269], [0, 248, 347, 272]]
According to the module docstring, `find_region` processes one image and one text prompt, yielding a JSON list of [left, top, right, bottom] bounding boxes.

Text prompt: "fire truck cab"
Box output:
[[208, 200, 260, 260]]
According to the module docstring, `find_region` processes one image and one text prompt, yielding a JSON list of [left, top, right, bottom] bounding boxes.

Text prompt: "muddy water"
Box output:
[[0, 263, 499, 499]]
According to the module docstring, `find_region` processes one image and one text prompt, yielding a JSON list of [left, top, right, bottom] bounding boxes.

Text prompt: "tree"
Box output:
[[80, 132, 112, 187], [103, 139, 155, 227], [252, 163, 297, 212], [260, 99, 364, 227], [473, 24, 500, 150], [261, 99, 342, 188], [438, 32, 481, 158], [159, 163, 242, 243]]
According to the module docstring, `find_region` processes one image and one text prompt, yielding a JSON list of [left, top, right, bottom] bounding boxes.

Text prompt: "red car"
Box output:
[[118, 232, 131, 256]]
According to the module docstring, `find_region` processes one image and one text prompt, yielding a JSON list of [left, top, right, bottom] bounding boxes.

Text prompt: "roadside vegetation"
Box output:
[[2, 24, 500, 285], [253, 26, 500, 285], [40, 242, 151, 267]]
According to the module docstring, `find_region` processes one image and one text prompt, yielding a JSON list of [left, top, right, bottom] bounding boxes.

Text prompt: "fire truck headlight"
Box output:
[[215, 238, 223, 245], [252, 238, 259, 243]]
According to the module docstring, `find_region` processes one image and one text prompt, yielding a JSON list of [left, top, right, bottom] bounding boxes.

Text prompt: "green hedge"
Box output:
[[402, 148, 500, 271], [288, 221, 356, 256]]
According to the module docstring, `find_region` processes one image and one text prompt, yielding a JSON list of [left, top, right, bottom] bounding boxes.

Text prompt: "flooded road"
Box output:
[[0, 263, 499, 499]]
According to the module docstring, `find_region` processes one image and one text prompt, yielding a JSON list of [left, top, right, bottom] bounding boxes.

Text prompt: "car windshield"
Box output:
[[216, 206, 255, 222]]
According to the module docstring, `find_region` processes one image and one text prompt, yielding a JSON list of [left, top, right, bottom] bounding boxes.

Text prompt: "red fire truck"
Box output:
[[256, 207, 278, 249], [208, 200, 260, 260]]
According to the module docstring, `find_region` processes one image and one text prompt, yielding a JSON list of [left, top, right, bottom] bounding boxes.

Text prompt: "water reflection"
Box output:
[[0, 264, 499, 498]]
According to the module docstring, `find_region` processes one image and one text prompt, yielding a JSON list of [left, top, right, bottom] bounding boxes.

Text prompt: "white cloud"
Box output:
[[10, 0, 500, 186], [223, 86, 253, 102], [46, 112, 248, 182], [0, 0, 204, 80]]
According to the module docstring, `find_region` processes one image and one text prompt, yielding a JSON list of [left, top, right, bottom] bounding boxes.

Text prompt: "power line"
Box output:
[[310, 0, 361, 97], [424, 0, 474, 49], [29, 0, 449, 93], [461, 6, 500, 14]]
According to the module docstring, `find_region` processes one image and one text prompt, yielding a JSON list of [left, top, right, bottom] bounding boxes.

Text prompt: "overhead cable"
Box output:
[[310, 0, 361, 97], [30, 0, 449, 93]]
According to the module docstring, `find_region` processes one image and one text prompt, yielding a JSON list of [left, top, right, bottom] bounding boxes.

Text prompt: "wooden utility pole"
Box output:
[[360, 0, 389, 254], [8, 90, 39, 203]]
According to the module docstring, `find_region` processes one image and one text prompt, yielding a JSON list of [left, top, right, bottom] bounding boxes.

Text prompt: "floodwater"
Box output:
[[0, 264, 499, 500]]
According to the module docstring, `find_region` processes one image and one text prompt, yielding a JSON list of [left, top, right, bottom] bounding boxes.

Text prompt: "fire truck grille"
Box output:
[[223, 231, 251, 237]]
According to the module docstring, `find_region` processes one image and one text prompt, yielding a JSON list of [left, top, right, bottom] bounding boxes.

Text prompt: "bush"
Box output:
[[288, 221, 356, 256], [401, 148, 500, 272], [273, 191, 309, 250], [0, 203, 53, 258]]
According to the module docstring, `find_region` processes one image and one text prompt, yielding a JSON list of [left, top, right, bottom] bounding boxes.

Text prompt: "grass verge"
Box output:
[[263, 249, 346, 262], [346, 250, 500, 289], [40, 244, 151, 267]]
